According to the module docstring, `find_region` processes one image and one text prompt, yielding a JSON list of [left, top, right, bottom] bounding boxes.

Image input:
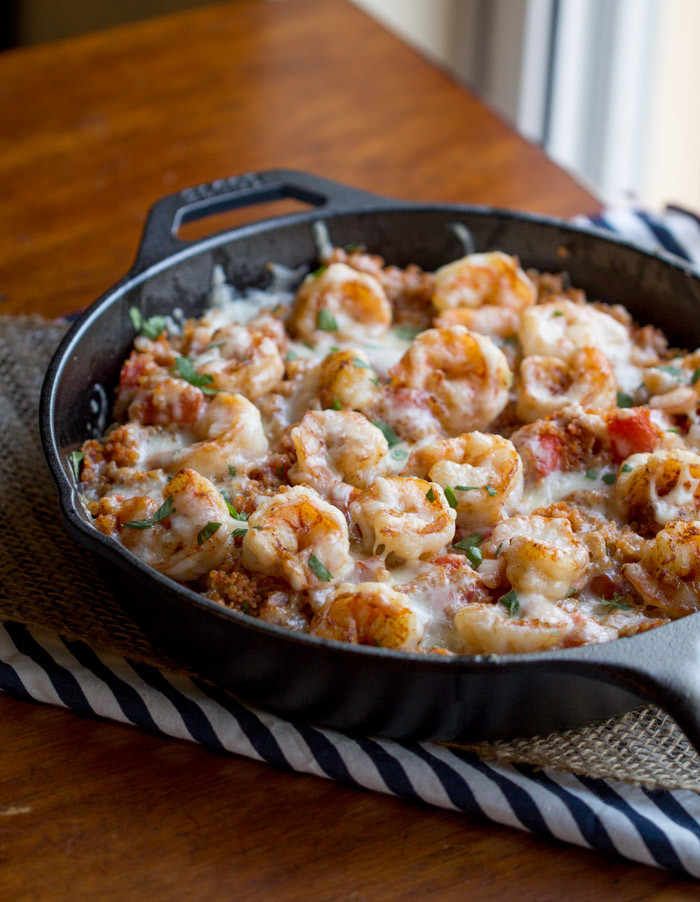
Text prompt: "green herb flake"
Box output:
[[309, 552, 333, 582], [566, 588, 577, 598], [228, 465, 237, 478], [692, 366, 700, 385], [455, 485, 480, 492], [499, 588, 520, 617], [372, 420, 400, 447], [444, 486, 458, 509], [206, 341, 226, 350], [124, 495, 175, 529], [276, 464, 286, 480], [242, 601, 252, 615], [390, 447, 409, 461], [310, 265, 328, 278], [372, 637, 382, 647], [454, 533, 484, 568], [69, 450, 84, 480], [394, 326, 421, 341], [197, 521, 221, 545], [316, 309, 338, 332], [602, 472, 617, 485], [621, 463, 633, 473], [655, 364, 683, 378], [172, 356, 218, 395], [617, 391, 634, 408], [284, 350, 297, 362], [600, 592, 632, 610], [353, 357, 371, 370], [585, 469, 597, 480], [494, 541, 503, 559], [426, 488, 436, 503], [370, 376, 381, 388], [551, 310, 563, 317], [129, 307, 167, 340], [485, 485, 498, 497], [464, 545, 482, 568], [330, 397, 343, 411], [232, 527, 248, 539], [667, 427, 680, 434]]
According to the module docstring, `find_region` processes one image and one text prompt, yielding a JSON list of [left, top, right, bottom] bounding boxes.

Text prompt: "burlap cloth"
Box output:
[[3, 314, 700, 793]]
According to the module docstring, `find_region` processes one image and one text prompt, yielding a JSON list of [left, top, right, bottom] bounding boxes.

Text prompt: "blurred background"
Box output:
[[1, 0, 696, 211]]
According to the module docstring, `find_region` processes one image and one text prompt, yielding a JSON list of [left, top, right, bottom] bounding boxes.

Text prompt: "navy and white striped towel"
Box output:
[[4, 207, 700, 877]]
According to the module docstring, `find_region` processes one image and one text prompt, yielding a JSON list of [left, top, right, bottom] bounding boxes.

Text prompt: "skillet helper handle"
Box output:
[[565, 616, 700, 756], [132, 169, 398, 273]]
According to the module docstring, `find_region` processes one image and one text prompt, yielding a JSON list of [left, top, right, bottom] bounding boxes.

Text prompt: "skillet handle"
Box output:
[[132, 169, 398, 273], [564, 616, 700, 755]]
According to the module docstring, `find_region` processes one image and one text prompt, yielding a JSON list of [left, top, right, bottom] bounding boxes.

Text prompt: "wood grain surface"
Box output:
[[0, 0, 694, 896]]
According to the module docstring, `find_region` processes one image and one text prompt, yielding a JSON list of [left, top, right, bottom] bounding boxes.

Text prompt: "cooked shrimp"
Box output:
[[434, 305, 521, 341], [454, 603, 570, 654], [197, 324, 285, 399], [99, 469, 235, 581], [408, 432, 522, 528], [389, 326, 511, 434], [310, 582, 423, 649], [288, 262, 392, 342], [316, 348, 381, 411], [350, 476, 456, 561], [241, 485, 352, 590], [623, 520, 700, 618], [171, 392, 269, 480], [613, 450, 700, 534], [516, 347, 617, 423], [432, 251, 536, 312], [645, 351, 700, 415], [484, 515, 589, 602], [288, 410, 391, 496]]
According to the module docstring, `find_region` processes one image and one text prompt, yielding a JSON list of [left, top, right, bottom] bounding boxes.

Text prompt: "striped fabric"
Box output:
[[5, 208, 700, 876]]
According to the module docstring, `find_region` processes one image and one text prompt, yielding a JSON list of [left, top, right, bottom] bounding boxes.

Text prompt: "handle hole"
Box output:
[[176, 196, 320, 242]]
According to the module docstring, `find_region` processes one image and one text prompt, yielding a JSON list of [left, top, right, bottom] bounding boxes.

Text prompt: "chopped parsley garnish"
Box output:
[[197, 521, 221, 545], [69, 450, 84, 480], [129, 307, 167, 340], [600, 592, 631, 610], [219, 488, 243, 519], [499, 588, 520, 616], [390, 447, 408, 461], [455, 485, 480, 492], [667, 427, 679, 434], [316, 309, 338, 332], [394, 326, 421, 341], [617, 391, 634, 408], [371, 637, 382, 647], [331, 397, 343, 410], [444, 486, 458, 509], [655, 364, 683, 378], [228, 465, 237, 478], [172, 356, 218, 395], [372, 420, 400, 447], [124, 496, 175, 529], [284, 350, 297, 362], [232, 527, 249, 539], [206, 341, 226, 350], [485, 485, 497, 497], [353, 357, 370, 369], [310, 265, 328, 278], [602, 472, 617, 485], [276, 464, 286, 480], [621, 463, 633, 473], [425, 488, 436, 503], [566, 588, 577, 598], [585, 469, 597, 480], [370, 376, 381, 387], [494, 541, 503, 558], [551, 310, 563, 317], [308, 553, 333, 582], [454, 532, 483, 568], [242, 601, 252, 614], [692, 366, 700, 385]]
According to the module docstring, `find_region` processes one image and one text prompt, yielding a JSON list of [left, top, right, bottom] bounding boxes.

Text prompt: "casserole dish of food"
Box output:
[[41, 169, 700, 750]]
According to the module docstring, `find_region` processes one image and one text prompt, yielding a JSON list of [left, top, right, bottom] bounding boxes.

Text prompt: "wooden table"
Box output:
[[0, 1, 696, 896]]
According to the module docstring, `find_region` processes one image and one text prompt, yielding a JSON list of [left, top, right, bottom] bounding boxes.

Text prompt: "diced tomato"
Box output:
[[534, 433, 564, 477], [607, 408, 660, 462], [118, 350, 154, 390]]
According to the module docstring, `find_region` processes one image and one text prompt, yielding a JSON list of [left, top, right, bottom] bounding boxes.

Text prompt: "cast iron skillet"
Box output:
[[41, 169, 700, 751]]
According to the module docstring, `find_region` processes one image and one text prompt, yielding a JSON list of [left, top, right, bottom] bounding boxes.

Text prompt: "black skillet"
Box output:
[[40, 169, 700, 752]]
